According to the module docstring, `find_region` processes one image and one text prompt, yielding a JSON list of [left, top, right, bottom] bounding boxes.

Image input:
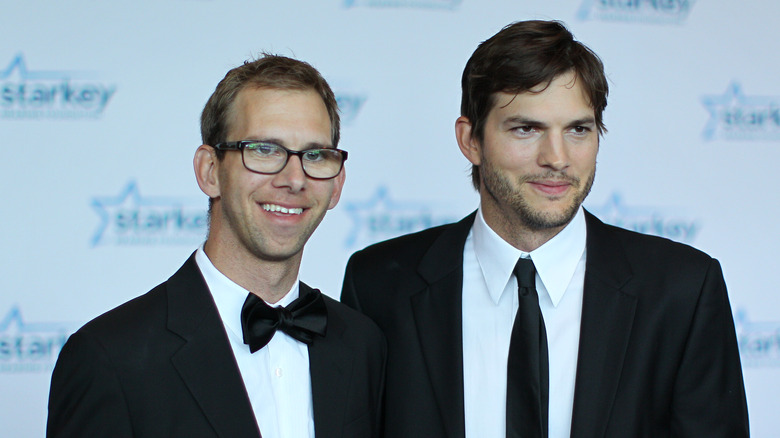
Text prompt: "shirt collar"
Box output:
[[195, 245, 300, 342], [472, 207, 586, 307]]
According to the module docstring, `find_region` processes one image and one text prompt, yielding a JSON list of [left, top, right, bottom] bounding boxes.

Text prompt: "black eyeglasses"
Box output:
[[213, 141, 348, 180]]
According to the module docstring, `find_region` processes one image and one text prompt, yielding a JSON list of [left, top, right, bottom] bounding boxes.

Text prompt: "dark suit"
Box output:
[[341, 210, 748, 438], [48, 254, 386, 438]]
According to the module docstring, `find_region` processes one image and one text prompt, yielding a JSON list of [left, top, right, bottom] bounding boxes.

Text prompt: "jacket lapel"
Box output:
[[410, 212, 476, 438], [570, 212, 637, 438], [167, 254, 261, 438], [306, 283, 354, 438]]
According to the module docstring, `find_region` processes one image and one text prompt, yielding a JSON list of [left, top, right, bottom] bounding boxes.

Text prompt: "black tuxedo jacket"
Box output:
[[341, 210, 748, 437], [48, 254, 386, 438]]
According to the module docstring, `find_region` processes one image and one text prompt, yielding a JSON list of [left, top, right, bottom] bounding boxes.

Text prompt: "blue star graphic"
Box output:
[[334, 92, 367, 124], [0, 305, 73, 334], [342, 186, 460, 248], [733, 308, 780, 366], [0, 53, 92, 81], [577, 0, 693, 23], [90, 181, 185, 247], [343, 186, 414, 247], [342, 0, 461, 10], [701, 82, 780, 140], [586, 192, 654, 221], [587, 192, 700, 243]]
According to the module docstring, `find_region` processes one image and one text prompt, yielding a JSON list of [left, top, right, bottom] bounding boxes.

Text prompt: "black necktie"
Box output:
[[506, 257, 549, 438], [240, 288, 328, 353]]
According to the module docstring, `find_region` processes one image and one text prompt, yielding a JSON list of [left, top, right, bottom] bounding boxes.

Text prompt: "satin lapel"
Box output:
[[167, 254, 261, 438], [570, 212, 637, 438], [410, 212, 475, 438], [306, 284, 354, 438]]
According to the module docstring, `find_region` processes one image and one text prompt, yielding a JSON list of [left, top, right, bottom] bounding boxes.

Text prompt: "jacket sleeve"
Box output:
[[47, 329, 134, 438], [340, 254, 364, 313], [670, 258, 749, 437]]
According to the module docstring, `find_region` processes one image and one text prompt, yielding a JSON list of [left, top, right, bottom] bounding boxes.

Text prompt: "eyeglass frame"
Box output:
[[212, 140, 348, 180]]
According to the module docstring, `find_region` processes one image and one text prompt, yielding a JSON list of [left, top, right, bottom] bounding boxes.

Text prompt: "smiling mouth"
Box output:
[[262, 204, 303, 215]]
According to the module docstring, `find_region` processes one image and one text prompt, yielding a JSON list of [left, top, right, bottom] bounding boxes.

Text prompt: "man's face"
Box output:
[[209, 87, 344, 263], [462, 71, 598, 246]]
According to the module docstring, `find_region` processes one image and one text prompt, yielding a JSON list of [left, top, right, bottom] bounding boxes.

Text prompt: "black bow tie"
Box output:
[[240, 288, 328, 353]]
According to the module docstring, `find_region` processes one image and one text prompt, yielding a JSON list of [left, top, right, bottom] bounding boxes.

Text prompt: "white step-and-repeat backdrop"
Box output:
[[2, 0, 778, 436]]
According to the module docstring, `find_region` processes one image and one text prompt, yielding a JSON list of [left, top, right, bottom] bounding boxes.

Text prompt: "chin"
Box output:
[[522, 205, 579, 230]]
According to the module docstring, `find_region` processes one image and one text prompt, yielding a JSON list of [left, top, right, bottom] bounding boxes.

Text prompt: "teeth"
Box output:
[[262, 204, 303, 215]]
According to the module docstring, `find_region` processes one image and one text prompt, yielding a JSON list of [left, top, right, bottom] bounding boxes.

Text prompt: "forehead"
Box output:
[[489, 72, 594, 121], [227, 87, 331, 141]]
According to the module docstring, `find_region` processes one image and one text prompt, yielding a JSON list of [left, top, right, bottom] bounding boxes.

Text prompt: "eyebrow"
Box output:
[[566, 117, 597, 128], [502, 116, 596, 129], [248, 137, 334, 149]]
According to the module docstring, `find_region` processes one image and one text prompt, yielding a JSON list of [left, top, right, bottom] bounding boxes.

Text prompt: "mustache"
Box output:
[[519, 171, 580, 186]]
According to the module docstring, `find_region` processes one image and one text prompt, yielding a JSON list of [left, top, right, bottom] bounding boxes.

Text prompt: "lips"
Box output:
[[528, 180, 572, 195], [261, 203, 303, 215]]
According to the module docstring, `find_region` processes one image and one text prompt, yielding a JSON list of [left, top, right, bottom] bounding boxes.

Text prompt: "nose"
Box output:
[[272, 155, 307, 192], [537, 132, 569, 171]]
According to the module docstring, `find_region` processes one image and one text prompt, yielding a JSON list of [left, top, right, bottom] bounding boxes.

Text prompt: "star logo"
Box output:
[[90, 181, 207, 247], [342, 186, 461, 248], [335, 91, 367, 125], [577, 0, 694, 24], [586, 192, 699, 243], [0, 53, 92, 81], [734, 309, 780, 367], [1, 53, 116, 119], [0, 306, 73, 334], [0, 306, 74, 373], [342, 0, 461, 9], [701, 82, 780, 141]]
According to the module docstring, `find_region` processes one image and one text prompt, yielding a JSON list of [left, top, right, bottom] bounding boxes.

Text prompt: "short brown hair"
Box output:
[[461, 20, 608, 189], [200, 53, 340, 158]]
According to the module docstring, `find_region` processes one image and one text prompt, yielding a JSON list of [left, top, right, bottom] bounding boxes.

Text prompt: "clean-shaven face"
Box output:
[[214, 87, 344, 262]]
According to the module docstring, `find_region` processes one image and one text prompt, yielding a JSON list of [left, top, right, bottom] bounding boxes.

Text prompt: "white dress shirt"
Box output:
[[462, 207, 587, 438], [195, 247, 314, 438]]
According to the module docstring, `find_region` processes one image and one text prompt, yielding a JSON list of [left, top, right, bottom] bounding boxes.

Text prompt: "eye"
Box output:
[[572, 125, 593, 134], [302, 149, 326, 162], [512, 125, 537, 136], [247, 142, 283, 157]]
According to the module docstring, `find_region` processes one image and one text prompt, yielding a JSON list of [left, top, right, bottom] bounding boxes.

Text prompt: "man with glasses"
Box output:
[[48, 54, 386, 438], [342, 20, 748, 438]]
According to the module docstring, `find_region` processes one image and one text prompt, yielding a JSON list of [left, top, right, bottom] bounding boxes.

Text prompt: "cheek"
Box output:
[[572, 144, 598, 167]]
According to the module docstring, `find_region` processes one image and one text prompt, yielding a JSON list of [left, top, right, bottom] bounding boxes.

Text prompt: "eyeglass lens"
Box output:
[[243, 142, 344, 179]]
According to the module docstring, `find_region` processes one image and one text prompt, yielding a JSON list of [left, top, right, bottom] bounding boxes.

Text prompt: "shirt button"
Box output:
[[275, 367, 283, 378]]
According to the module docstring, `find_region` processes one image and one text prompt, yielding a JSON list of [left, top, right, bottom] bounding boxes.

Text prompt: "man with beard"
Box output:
[[341, 20, 748, 438], [48, 54, 385, 438]]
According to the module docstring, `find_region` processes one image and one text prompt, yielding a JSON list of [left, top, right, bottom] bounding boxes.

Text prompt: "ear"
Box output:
[[194, 145, 221, 199], [327, 166, 346, 210], [455, 116, 482, 166]]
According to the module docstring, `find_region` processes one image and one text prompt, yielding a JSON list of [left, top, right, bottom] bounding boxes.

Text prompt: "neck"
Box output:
[[203, 238, 301, 304], [480, 205, 572, 253]]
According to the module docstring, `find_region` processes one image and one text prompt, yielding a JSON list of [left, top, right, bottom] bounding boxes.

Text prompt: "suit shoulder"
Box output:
[[76, 281, 169, 343], [609, 222, 711, 259], [323, 295, 383, 333], [591, 216, 716, 274]]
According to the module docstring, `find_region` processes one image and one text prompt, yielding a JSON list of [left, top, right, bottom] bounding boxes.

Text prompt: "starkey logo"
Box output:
[[586, 192, 700, 243], [335, 91, 367, 125], [342, 0, 461, 9], [342, 185, 462, 249], [0, 53, 116, 120], [0, 306, 74, 373], [91, 180, 207, 247], [735, 309, 780, 367], [701, 82, 780, 141], [577, 0, 694, 24]]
